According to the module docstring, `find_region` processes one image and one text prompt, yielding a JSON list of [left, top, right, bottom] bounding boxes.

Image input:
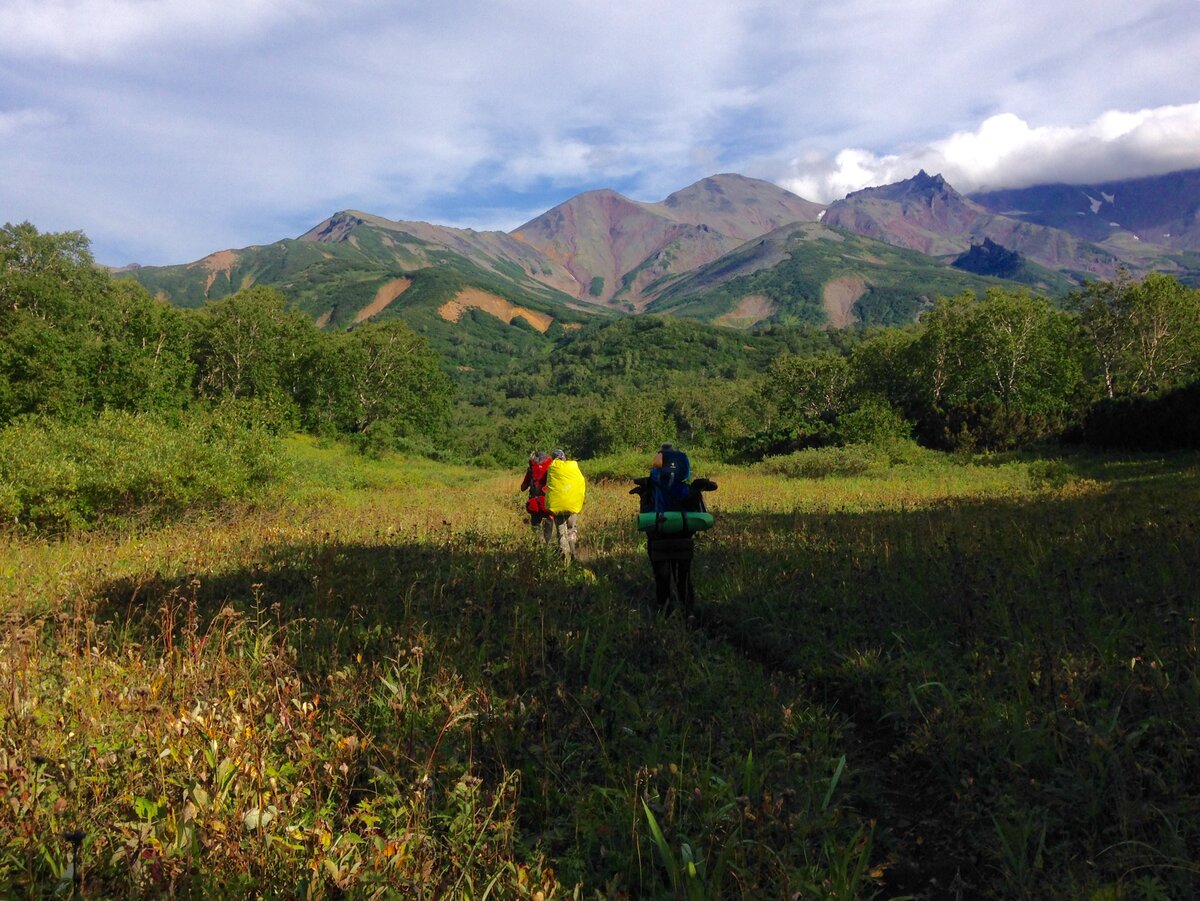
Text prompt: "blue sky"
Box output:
[[2, 0, 1199, 266]]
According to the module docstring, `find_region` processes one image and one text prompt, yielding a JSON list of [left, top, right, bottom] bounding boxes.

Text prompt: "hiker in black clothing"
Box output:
[[630, 444, 717, 614]]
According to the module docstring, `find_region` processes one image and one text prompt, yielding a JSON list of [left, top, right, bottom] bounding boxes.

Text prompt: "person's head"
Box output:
[[551, 448, 567, 460], [531, 451, 549, 463]]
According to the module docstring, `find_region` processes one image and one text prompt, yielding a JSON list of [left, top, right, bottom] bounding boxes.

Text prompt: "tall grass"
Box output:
[[1, 438, 1197, 898]]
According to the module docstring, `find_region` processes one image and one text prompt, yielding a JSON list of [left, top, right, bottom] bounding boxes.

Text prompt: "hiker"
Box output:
[[520, 451, 554, 542], [631, 443, 717, 614], [544, 449, 586, 560]]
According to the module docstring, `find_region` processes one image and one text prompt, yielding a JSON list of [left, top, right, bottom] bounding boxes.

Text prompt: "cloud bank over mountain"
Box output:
[[782, 103, 1200, 202], [1, 0, 1198, 265]]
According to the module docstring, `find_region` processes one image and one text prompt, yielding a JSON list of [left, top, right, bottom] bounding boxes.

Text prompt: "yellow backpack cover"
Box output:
[[546, 459, 586, 515]]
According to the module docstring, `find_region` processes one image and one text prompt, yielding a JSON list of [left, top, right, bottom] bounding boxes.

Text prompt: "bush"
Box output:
[[759, 444, 887, 479], [832, 401, 912, 445], [1027, 458, 1077, 490], [0, 408, 284, 532], [759, 438, 931, 480], [1081, 380, 1200, 449]]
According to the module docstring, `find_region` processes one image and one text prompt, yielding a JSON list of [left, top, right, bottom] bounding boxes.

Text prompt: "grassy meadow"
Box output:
[[2, 437, 1198, 899]]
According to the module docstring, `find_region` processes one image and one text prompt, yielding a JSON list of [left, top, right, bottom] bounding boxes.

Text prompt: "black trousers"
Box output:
[[647, 536, 694, 613]]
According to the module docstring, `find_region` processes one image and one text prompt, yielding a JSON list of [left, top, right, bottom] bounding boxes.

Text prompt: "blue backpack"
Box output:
[[651, 449, 691, 514]]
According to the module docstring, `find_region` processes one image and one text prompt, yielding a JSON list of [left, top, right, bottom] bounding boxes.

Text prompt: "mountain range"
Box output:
[[125, 167, 1200, 363]]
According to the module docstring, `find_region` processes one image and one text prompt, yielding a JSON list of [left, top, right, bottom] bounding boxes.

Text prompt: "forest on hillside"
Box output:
[[4, 222, 1199, 529]]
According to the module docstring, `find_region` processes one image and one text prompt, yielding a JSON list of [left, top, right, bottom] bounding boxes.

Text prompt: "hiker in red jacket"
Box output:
[[521, 451, 554, 542]]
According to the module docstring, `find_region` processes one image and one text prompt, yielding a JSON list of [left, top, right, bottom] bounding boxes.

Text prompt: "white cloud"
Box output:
[[3, 0, 1199, 263], [780, 102, 1200, 202], [0, 0, 318, 61]]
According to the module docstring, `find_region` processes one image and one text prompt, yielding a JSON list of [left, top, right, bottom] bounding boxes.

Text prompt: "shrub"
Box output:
[[759, 444, 887, 479], [758, 437, 932, 480], [0, 408, 284, 532], [1027, 458, 1077, 490], [1081, 380, 1200, 449], [832, 401, 912, 445]]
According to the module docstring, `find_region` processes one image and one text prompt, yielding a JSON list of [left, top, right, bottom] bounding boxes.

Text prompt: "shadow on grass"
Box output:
[[590, 463, 1200, 897], [84, 459, 1200, 898]]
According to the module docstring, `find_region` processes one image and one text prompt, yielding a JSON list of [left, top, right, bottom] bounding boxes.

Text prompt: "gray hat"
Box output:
[[551, 448, 567, 460]]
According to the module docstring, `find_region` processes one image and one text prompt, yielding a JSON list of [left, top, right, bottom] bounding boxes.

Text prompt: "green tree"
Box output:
[[92, 280, 195, 414], [850, 327, 921, 409], [765, 352, 853, 424], [569, 392, 676, 458], [1065, 272, 1134, 399], [0, 223, 194, 422], [903, 289, 1082, 448], [1121, 272, 1200, 395], [304, 320, 453, 441], [967, 288, 1080, 415], [193, 286, 318, 420], [911, 291, 976, 412]]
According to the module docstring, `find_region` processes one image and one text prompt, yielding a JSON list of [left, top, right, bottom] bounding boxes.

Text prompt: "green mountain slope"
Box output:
[[648, 222, 1068, 327], [125, 218, 597, 374]]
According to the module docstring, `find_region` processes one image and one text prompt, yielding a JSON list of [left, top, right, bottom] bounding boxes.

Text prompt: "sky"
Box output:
[[2, 0, 1200, 267]]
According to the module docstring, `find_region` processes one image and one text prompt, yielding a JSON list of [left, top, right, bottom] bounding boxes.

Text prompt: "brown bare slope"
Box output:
[[437, 288, 554, 332], [659, 174, 825, 240], [511, 174, 823, 309], [353, 277, 412, 324]]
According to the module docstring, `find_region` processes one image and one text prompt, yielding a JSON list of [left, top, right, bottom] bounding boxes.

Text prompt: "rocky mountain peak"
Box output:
[[844, 169, 958, 205]]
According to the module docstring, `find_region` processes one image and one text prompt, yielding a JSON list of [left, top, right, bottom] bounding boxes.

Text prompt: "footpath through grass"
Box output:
[[1, 437, 1198, 898]]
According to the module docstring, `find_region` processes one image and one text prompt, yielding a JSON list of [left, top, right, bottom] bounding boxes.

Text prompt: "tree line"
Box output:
[[452, 273, 1200, 465], [0, 223, 453, 450], [6, 221, 1200, 477], [756, 274, 1200, 453]]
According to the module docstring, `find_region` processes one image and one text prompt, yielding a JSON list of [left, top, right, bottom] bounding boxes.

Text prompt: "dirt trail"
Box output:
[[438, 288, 554, 333], [354, 277, 413, 324]]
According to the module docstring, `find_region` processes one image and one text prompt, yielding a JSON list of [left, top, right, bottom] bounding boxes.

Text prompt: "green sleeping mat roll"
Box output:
[[636, 511, 714, 534]]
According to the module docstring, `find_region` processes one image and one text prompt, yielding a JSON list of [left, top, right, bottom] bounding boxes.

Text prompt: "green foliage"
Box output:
[[766, 352, 854, 424], [758, 438, 931, 479], [833, 401, 912, 445], [892, 288, 1085, 448], [852, 284, 922, 326], [588, 276, 604, 297], [567, 393, 677, 459], [1067, 271, 1200, 398], [0, 407, 283, 531], [193, 286, 318, 421], [0, 224, 195, 423], [302, 319, 453, 441]]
